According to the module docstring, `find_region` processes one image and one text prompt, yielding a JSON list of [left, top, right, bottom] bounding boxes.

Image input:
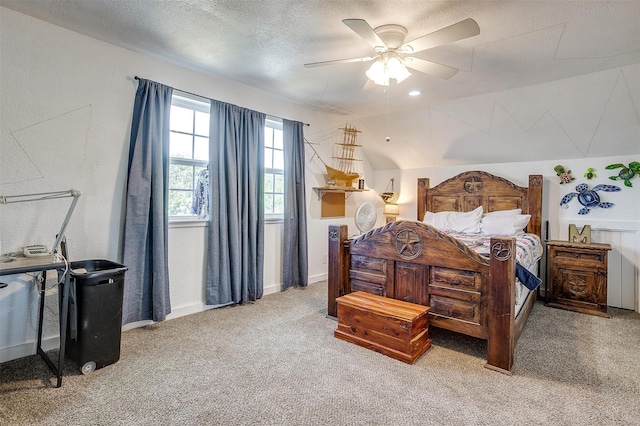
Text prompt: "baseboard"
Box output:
[[0, 335, 60, 363], [263, 282, 281, 296], [167, 302, 206, 319], [309, 272, 327, 284]]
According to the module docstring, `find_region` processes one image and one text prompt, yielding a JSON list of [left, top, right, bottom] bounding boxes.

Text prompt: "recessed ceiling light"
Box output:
[[409, 90, 421, 96]]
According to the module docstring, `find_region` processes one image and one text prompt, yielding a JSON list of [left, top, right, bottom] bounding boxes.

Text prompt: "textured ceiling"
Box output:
[[2, 0, 639, 169]]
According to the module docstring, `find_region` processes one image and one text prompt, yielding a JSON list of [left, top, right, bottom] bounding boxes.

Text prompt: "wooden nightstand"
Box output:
[[546, 240, 611, 318]]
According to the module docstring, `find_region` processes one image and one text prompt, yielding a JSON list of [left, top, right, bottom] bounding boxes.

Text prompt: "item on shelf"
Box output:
[[305, 124, 363, 188]]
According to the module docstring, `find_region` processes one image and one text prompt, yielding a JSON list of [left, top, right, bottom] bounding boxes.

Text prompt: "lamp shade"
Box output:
[[386, 57, 411, 83], [365, 60, 389, 86], [383, 203, 399, 216], [380, 191, 398, 204]]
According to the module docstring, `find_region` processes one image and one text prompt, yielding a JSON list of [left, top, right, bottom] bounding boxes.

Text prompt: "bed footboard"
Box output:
[[327, 224, 523, 373]]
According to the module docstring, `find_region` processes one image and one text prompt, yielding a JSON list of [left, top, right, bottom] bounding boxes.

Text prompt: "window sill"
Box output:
[[169, 217, 283, 227], [169, 218, 208, 229], [265, 216, 284, 224]]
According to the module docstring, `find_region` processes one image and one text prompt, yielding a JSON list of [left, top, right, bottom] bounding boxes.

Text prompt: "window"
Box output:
[[168, 100, 284, 220], [169, 93, 210, 218], [264, 118, 284, 217]]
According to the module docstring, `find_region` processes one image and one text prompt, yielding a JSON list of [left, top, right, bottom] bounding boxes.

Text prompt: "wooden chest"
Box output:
[[335, 291, 432, 364]]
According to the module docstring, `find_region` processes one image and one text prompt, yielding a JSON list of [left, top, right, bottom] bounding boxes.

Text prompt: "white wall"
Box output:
[[0, 7, 347, 361]]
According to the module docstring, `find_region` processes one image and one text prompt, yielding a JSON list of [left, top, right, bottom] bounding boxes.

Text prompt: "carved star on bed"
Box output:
[[464, 176, 483, 193], [395, 229, 422, 260]]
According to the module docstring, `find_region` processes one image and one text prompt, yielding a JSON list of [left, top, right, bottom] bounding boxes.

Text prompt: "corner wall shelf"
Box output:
[[312, 187, 368, 218], [313, 186, 367, 197]]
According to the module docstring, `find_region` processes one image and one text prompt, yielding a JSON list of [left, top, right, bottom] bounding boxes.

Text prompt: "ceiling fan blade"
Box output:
[[402, 18, 480, 53], [404, 57, 459, 80], [342, 19, 387, 50], [304, 56, 375, 68]]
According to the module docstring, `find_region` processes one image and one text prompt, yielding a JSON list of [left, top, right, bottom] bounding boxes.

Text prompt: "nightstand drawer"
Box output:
[[553, 249, 606, 265]]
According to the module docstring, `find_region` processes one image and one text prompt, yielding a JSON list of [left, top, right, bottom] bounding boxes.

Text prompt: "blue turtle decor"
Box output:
[[606, 161, 640, 187], [560, 183, 621, 214]]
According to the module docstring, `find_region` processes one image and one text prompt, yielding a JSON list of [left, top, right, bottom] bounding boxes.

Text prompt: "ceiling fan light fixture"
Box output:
[[365, 60, 389, 86], [387, 57, 411, 82], [366, 56, 411, 86]]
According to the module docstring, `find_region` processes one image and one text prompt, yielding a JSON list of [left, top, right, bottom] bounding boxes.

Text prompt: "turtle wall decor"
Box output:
[[583, 168, 596, 180], [605, 161, 640, 187], [554, 165, 574, 184], [560, 183, 621, 214]]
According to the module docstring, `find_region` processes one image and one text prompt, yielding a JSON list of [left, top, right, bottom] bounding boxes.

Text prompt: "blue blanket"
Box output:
[[516, 263, 542, 291], [479, 254, 541, 291]]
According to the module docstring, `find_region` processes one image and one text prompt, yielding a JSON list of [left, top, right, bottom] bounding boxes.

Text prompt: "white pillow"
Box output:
[[483, 208, 521, 217], [423, 206, 483, 233], [480, 214, 531, 236]]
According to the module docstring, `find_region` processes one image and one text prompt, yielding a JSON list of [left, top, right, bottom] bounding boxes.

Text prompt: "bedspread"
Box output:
[[447, 232, 543, 291]]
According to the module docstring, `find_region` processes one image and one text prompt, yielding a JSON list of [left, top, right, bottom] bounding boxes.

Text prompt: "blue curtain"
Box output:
[[121, 78, 173, 324], [282, 120, 308, 290], [206, 100, 265, 305]]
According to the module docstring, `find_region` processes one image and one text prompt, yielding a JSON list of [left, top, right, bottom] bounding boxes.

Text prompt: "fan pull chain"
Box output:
[[385, 85, 391, 142]]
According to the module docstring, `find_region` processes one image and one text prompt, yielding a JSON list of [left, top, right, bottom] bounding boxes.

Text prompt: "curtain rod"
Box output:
[[134, 76, 309, 126]]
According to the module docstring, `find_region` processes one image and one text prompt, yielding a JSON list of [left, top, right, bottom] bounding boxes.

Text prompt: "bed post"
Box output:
[[328, 225, 349, 318], [486, 236, 517, 374], [417, 178, 429, 222], [527, 175, 543, 237]]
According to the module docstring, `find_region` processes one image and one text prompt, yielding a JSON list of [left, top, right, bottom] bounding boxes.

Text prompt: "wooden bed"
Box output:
[[327, 171, 543, 374]]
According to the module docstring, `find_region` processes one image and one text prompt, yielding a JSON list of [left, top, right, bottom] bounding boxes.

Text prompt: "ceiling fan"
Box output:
[[304, 18, 480, 85]]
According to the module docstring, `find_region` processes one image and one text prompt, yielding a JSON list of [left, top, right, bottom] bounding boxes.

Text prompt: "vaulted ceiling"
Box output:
[[2, 0, 639, 169]]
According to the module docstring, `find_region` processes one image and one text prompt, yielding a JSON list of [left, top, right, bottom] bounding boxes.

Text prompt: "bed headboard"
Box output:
[[417, 171, 543, 237]]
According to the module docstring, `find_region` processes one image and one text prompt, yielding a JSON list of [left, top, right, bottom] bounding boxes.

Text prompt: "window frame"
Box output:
[[264, 117, 285, 222], [168, 92, 210, 222], [167, 98, 286, 224]]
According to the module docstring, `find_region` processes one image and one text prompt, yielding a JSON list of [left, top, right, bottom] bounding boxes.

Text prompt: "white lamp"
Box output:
[[380, 178, 399, 222]]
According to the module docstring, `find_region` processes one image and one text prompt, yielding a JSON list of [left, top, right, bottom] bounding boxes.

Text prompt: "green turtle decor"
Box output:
[[554, 165, 574, 184], [583, 168, 596, 180], [606, 162, 640, 187]]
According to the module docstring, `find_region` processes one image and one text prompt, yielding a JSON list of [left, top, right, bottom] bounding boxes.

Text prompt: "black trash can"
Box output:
[[64, 260, 128, 374]]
